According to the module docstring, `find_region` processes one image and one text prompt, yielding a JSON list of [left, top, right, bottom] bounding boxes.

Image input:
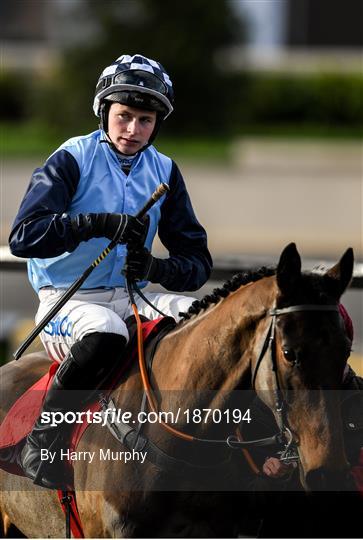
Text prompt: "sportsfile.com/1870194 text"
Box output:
[[40, 407, 252, 427]]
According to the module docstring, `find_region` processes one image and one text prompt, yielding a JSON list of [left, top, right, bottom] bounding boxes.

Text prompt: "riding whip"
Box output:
[[13, 183, 169, 360]]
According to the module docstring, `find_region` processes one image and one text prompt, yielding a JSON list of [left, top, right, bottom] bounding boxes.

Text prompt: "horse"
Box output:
[[0, 243, 356, 538]]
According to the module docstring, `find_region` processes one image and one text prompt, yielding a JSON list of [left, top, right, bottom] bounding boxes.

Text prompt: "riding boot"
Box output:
[[19, 360, 76, 490], [19, 332, 127, 490]]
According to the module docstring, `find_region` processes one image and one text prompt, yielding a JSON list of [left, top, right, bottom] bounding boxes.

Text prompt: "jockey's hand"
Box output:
[[123, 246, 158, 282], [71, 213, 149, 245], [262, 457, 296, 479]]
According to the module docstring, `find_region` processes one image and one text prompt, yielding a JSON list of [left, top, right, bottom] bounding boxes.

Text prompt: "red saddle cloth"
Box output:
[[0, 317, 173, 477]]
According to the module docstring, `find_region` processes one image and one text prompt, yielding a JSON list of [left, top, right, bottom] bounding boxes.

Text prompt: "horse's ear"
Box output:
[[325, 248, 354, 298], [276, 243, 301, 296]]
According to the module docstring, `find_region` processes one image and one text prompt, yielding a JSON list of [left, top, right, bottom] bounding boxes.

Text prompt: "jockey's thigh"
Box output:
[[36, 287, 129, 363], [128, 291, 196, 321]]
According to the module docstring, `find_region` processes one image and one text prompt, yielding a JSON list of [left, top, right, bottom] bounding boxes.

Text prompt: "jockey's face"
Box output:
[[108, 103, 157, 154]]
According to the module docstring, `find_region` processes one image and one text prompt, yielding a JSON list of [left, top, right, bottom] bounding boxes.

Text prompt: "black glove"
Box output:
[[71, 213, 149, 245], [123, 246, 160, 282]]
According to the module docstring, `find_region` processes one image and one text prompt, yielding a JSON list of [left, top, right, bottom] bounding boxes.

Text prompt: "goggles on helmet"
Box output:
[[94, 69, 173, 119], [96, 70, 168, 97]]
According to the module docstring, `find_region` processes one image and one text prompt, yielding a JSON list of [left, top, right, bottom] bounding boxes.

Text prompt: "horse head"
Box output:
[[253, 242, 354, 491]]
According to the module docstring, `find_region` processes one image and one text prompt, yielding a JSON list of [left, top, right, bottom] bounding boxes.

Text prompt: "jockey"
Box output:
[[9, 53, 212, 489]]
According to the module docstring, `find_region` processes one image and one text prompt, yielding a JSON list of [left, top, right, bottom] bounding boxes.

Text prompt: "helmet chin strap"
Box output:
[[99, 131, 135, 157], [99, 104, 163, 155]]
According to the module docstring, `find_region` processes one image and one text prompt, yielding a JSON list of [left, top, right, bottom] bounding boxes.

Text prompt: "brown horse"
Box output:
[[0, 243, 355, 537]]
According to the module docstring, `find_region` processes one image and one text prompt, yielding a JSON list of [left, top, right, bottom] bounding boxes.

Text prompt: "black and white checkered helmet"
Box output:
[[93, 54, 174, 120]]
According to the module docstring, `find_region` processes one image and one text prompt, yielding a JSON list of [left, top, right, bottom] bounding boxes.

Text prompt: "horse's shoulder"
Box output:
[[0, 352, 52, 418]]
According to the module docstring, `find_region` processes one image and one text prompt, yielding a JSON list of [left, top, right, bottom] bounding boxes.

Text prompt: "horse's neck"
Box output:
[[153, 277, 276, 393]]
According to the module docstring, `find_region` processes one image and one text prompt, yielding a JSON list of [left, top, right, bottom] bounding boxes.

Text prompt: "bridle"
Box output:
[[246, 303, 340, 463]]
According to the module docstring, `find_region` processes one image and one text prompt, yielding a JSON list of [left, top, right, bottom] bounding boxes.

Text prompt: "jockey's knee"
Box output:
[[70, 332, 127, 369], [70, 332, 127, 386], [56, 332, 128, 390]]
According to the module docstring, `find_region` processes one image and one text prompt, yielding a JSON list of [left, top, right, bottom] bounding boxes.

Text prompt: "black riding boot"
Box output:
[[19, 332, 127, 489]]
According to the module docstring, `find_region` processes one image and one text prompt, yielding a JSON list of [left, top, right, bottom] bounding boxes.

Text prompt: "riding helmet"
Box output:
[[93, 54, 174, 141]]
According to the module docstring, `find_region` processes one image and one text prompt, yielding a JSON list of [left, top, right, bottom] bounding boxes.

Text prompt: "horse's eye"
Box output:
[[283, 349, 297, 363]]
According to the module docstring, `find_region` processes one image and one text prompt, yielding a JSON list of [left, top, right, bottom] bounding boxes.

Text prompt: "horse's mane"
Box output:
[[179, 266, 276, 322]]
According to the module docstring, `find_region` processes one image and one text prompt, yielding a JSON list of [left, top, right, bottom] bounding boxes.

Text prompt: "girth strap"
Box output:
[[58, 490, 84, 538]]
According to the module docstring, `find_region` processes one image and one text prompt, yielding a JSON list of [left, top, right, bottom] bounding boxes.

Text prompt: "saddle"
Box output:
[[0, 316, 175, 478]]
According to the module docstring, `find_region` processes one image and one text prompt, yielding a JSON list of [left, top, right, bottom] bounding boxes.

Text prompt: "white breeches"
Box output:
[[36, 287, 195, 363]]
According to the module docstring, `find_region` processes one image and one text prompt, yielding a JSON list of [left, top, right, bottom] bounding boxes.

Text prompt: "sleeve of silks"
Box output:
[[151, 161, 213, 292], [8, 149, 81, 258]]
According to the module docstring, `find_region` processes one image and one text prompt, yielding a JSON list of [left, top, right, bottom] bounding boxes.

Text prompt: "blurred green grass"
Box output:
[[0, 123, 62, 159], [0, 122, 233, 162], [1, 122, 362, 161]]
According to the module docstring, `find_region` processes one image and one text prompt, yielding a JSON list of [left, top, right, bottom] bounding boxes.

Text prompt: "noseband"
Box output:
[[247, 303, 340, 462]]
